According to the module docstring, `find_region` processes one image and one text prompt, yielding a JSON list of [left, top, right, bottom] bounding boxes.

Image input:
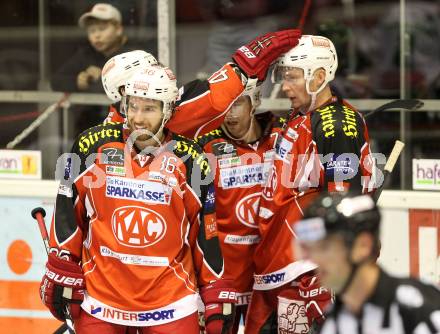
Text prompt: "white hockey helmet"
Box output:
[[102, 50, 158, 102], [241, 82, 262, 110], [123, 65, 178, 124], [272, 35, 338, 89]]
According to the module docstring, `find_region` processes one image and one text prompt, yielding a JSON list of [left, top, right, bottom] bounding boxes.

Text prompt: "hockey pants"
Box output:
[[74, 309, 199, 334]]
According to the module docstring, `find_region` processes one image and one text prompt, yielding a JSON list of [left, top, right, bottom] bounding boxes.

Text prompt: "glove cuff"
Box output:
[[46, 253, 85, 288], [200, 279, 237, 304], [228, 62, 250, 86]]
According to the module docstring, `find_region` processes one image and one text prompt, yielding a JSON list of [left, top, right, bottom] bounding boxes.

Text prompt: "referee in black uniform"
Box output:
[[294, 192, 440, 334]]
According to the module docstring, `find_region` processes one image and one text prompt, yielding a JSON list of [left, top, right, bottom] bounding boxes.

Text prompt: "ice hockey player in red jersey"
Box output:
[[39, 66, 237, 334], [102, 30, 303, 139], [245, 35, 374, 333], [196, 84, 285, 333]]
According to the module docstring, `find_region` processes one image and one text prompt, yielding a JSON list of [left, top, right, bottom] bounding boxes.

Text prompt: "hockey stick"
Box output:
[[53, 324, 69, 334], [361, 99, 418, 199], [298, 0, 312, 31], [269, 0, 313, 99], [32, 207, 50, 256], [6, 93, 70, 149], [363, 99, 423, 118], [372, 140, 405, 203], [31, 207, 76, 334]]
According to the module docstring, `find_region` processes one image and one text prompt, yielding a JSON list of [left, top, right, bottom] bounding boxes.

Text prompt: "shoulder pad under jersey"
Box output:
[[195, 128, 224, 147], [74, 122, 124, 156], [273, 115, 287, 129], [171, 133, 211, 178], [311, 101, 363, 140]]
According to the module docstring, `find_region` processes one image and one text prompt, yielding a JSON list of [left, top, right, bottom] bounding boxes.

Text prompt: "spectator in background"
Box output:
[[51, 3, 155, 135], [316, 20, 373, 99], [52, 3, 130, 93], [194, 0, 288, 79], [372, 1, 440, 99]]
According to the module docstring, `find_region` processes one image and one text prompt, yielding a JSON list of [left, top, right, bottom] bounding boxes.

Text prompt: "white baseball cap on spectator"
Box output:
[[78, 3, 122, 28]]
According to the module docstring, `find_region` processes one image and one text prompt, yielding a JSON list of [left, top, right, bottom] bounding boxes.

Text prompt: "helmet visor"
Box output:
[[121, 95, 164, 118], [225, 96, 252, 120], [272, 66, 304, 84]]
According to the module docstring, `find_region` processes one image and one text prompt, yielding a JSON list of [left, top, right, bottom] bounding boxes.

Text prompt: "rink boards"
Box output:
[[0, 180, 60, 333], [0, 180, 438, 333]]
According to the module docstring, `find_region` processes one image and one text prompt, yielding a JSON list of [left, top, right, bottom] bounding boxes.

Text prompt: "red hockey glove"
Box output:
[[39, 253, 85, 321], [298, 272, 332, 325], [232, 29, 302, 81], [200, 280, 237, 334]]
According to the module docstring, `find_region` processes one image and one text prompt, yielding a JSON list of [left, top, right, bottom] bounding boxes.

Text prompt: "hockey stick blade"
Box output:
[[364, 99, 423, 118], [372, 140, 405, 203]]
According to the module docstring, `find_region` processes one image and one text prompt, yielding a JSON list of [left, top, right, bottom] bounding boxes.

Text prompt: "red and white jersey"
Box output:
[[103, 104, 124, 124], [104, 63, 244, 138], [253, 97, 374, 290], [50, 122, 223, 327], [197, 114, 284, 304]]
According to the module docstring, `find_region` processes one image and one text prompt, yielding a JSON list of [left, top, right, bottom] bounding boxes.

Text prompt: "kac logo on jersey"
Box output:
[[236, 192, 261, 229], [111, 206, 167, 248]]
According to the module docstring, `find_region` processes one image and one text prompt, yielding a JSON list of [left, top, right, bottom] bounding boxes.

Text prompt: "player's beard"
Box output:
[[126, 123, 164, 152]]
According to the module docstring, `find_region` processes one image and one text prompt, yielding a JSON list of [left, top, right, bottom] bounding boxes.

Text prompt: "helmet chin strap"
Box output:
[[338, 246, 372, 296], [122, 96, 170, 152], [338, 261, 360, 297], [124, 125, 165, 154], [121, 95, 128, 117], [305, 77, 328, 113], [221, 108, 258, 143]]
